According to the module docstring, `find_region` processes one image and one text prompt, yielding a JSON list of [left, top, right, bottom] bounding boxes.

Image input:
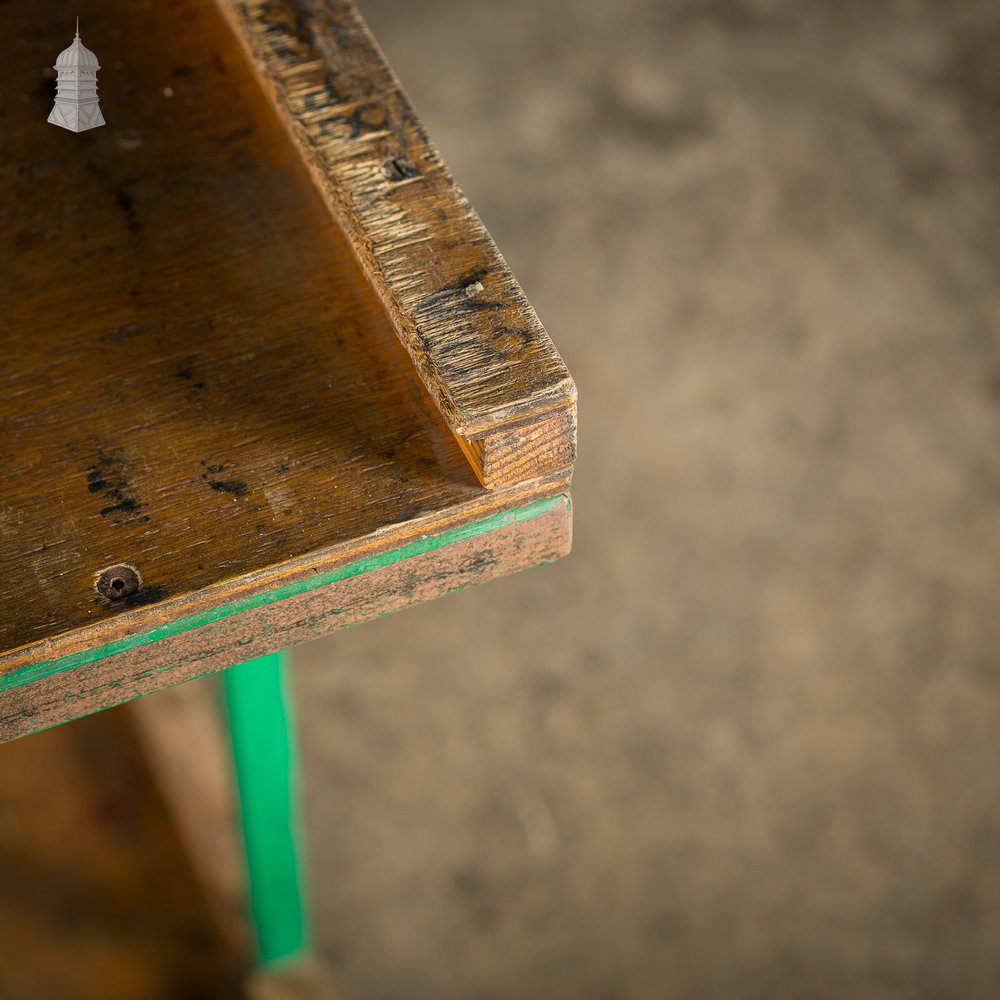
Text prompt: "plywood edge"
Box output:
[[0, 493, 572, 742], [213, 0, 577, 487], [0, 477, 569, 674]]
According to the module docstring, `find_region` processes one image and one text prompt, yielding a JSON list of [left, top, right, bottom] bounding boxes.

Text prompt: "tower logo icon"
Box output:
[[48, 18, 106, 132]]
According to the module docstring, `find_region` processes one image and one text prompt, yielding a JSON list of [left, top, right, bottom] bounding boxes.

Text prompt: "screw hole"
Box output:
[[96, 563, 141, 600]]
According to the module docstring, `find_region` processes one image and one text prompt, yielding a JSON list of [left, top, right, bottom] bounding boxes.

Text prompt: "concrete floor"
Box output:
[[293, 2, 1000, 997]]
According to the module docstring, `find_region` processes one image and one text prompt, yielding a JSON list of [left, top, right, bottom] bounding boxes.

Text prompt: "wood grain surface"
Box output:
[[214, 0, 578, 487], [0, 0, 575, 742], [1, 497, 571, 741]]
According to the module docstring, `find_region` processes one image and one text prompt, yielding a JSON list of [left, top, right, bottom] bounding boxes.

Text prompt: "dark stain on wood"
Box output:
[[114, 182, 141, 236], [220, 124, 255, 145], [87, 452, 148, 526], [207, 480, 249, 498], [33, 73, 55, 111], [0, 0, 575, 735]]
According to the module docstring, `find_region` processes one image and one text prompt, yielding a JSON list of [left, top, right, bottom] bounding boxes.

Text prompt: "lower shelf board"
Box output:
[[0, 704, 247, 1000]]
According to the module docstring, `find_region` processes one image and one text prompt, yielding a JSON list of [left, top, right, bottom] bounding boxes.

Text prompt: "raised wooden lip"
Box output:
[[213, 0, 577, 488]]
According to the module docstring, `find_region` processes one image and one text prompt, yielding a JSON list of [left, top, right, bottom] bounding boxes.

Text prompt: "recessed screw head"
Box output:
[[96, 564, 141, 600], [381, 155, 418, 182]]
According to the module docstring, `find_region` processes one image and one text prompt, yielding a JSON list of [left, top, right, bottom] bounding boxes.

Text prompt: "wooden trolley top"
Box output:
[[0, 0, 575, 741]]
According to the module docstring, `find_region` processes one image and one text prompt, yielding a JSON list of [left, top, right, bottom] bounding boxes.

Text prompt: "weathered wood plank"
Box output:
[[1, 0, 488, 656], [213, 0, 577, 487], [0, 496, 571, 742], [0, 0, 575, 738]]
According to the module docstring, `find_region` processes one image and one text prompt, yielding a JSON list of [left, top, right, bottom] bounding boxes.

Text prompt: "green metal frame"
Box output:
[[224, 649, 308, 966]]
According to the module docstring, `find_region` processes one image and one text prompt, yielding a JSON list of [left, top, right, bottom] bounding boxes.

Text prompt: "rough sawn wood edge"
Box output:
[[212, 0, 577, 488], [0, 495, 571, 743], [0, 474, 568, 676]]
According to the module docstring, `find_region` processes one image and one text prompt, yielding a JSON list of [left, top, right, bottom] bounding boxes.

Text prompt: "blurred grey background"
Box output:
[[292, 1, 1000, 997]]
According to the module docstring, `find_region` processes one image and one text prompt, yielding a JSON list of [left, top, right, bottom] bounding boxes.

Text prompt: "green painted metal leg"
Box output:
[[224, 649, 309, 967]]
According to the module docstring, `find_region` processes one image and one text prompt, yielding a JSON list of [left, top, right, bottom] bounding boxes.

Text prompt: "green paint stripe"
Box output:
[[1, 495, 567, 694], [224, 649, 308, 966]]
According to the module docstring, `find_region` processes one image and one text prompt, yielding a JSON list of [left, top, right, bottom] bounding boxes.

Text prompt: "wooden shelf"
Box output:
[[0, 706, 247, 998], [0, 0, 575, 742]]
